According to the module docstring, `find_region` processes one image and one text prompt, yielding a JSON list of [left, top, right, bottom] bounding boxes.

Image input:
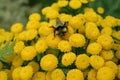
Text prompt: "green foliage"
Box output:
[[0, 41, 15, 62]]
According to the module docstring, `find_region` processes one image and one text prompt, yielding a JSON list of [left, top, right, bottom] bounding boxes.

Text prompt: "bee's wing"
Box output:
[[55, 17, 64, 28]]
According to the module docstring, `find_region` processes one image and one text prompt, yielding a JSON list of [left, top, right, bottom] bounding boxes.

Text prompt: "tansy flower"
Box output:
[[75, 54, 90, 70], [40, 54, 58, 71], [101, 27, 112, 35], [32, 72, 46, 80], [38, 22, 53, 36], [88, 69, 97, 80], [87, 42, 102, 55], [12, 55, 24, 67], [104, 61, 118, 75], [12, 67, 22, 80], [29, 13, 41, 21], [117, 65, 120, 79], [85, 22, 100, 40], [67, 69, 84, 80], [42, 7, 53, 15], [0, 71, 8, 80], [46, 71, 52, 80], [100, 50, 114, 60], [84, 10, 98, 22], [35, 39, 48, 53], [62, 52, 76, 66], [26, 21, 41, 30], [69, 0, 82, 10], [90, 55, 104, 69], [51, 69, 65, 80], [13, 41, 25, 54], [69, 33, 86, 47], [97, 34, 114, 50], [21, 46, 37, 60], [112, 43, 120, 50], [58, 40, 71, 52], [20, 65, 33, 80], [10, 23, 23, 33], [115, 50, 120, 59], [97, 7, 104, 14], [112, 31, 120, 41], [46, 9, 59, 19], [97, 67, 115, 80], [69, 16, 84, 29], [28, 61, 39, 73], [51, 3, 60, 11], [57, 0, 68, 8], [58, 13, 72, 22], [46, 33, 61, 48], [80, 0, 88, 4]]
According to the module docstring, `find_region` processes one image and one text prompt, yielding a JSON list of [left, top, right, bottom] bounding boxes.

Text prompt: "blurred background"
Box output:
[[0, 0, 120, 30]]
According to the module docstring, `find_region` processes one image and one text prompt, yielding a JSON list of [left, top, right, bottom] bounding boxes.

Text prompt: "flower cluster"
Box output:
[[0, 0, 120, 80]]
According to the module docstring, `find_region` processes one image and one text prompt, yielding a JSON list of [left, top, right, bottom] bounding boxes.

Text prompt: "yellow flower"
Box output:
[[69, 33, 86, 47], [26, 21, 41, 30], [69, 16, 84, 29], [10, 23, 23, 33], [29, 13, 41, 21], [69, 0, 82, 9], [20, 65, 33, 80], [28, 61, 39, 73], [12, 55, 24, 67], [112, 43, 120, 50], [46, 71, 52, 80], [101, 27, 112, 35], [35, 39, 48, 53], [42, 7, 53, 15], [104, 61, 118, 75], [90, 55, 104, 69], [97, 67, 115, 80], [0, 71, 8, 80], [58, 40, 71, 52], [67, 69, 84, 80], [14, 41, 25, 54], [57, 0, 68, 7], [46, 33, 61, 48], [97, 7, 104, 14], [46, 9, 59, 19], [51, 69, 65, 80], [100, 50, 114, 60], [51, 3, 60, 11], [62, 52, 76, 66], [12, 67, 22, 80], [84, 10, 98, 22], [112, 31, 120, 41], [85, 22, 100, 40], [88, 69, 97, 80], [32, 72, 46, 80], [75, 54, 90, 70], [115, 50, 120, 59], [38, 22, 53, 36], [40, 54, 58, 71], [0, 61, 3, 70], [117, 65, 120, 79], [59, 13, 72, 22], [87, 42, 102, 55], [21, 46, 37, 60], [80, 0, 88, 4], [97, 34, 114, 50]]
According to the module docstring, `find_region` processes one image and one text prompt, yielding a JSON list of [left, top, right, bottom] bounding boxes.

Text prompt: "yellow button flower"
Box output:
[[75, 54, 90, 70], [80, 0, 88, 4], [85, 22, 100, 40], [0, 71, 8, 80], [10, 23, 23, 33], [101, 27, 112, 35], [40, 54, 58, 71], [115, 50, 120, 59], [57, 0, 68, 7], [35, 39, 48, 53], [87, 42, 102, 55], [97, 67, 115, 80], [88, 69, 97, 80], [32, 72, 46, 80], [51, 69, 65, 80], [21, 46, 37, 60], [62, 52, 76, 66], [90, 55, 104, 69], [29, 13, 41, 21], [58, 40, 71, 52], [28, 61, 39, 73], [20, 65, 33, 80], [46, 9, 59, 19], [97, 7, 104, 14], [69, 33, 86, 47], [69, 0, 82, 9], [12, 67, 22, 80], [67, 69, 84, 80]]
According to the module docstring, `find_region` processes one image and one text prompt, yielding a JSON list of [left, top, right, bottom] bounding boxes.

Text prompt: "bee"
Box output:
[[51, 17, 68, 38]]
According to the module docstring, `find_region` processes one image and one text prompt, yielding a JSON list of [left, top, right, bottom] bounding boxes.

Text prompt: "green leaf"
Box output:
[[0, 57, 6, 62]]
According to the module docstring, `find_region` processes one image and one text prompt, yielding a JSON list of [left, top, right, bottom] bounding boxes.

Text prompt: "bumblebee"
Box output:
[[51, 17, 68, 38]]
